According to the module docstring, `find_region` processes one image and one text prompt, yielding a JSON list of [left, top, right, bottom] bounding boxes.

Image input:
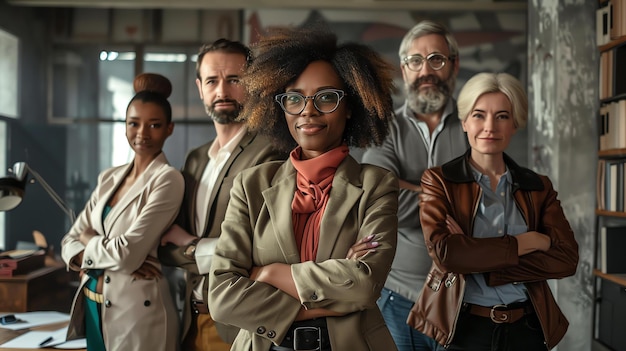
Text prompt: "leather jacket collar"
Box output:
[[441, 149, 544, 192]]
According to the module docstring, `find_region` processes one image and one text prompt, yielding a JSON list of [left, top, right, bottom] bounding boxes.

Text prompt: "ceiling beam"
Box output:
[[7, 0, 527, 11]]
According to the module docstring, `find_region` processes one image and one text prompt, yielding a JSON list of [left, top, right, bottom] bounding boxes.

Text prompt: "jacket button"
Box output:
[[144, 300, 151, 307], [311, 293, 318, 300], [86, 259, 93, 265], [256, 326, 266, 334], [104, 276, 110, 283], [267, 330, 276, 338], [104, 300, 111, 308]]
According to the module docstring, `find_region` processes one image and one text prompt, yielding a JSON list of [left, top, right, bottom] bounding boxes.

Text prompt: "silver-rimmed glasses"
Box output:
[[275, 89, 345, 115], [403, 53, 453, 72]]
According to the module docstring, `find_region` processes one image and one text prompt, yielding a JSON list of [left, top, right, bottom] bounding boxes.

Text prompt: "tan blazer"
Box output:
[[62, 152, 184, 351], [158, 131, 287, 343], [209, 155, 399, 351]]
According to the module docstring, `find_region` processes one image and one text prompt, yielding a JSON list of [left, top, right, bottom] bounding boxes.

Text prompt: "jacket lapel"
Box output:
[[188, 145, 211, 236], [103, 153, 168, 235], [92, 164, 131, 236], [203, 133, 254, 231], [263, 161, 300, 264], [316, 156, 362, 260]]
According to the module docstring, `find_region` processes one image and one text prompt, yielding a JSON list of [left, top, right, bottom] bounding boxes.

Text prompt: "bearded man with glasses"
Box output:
[[361, 20, 469, 351]]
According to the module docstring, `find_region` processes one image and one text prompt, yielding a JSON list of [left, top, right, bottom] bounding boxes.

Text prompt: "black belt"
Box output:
[[191, 299, 209, 314], [270, 318, 331, 351], [462, 300, 534, 324]]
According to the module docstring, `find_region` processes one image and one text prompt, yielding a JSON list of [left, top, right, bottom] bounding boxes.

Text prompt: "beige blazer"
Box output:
[[61, 152, 184, 351], [209, 155, 399, 351]]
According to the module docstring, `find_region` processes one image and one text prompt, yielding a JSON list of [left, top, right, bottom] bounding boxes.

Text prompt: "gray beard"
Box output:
[[405, 73, 455, 115], [407, 88, 448, 115], [205, 104, 241, 125]]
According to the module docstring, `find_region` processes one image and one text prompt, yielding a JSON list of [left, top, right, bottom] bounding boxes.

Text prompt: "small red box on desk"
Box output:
[[0, 251, 45, 277]]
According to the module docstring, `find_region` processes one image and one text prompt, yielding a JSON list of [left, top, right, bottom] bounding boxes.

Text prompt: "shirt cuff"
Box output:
[[195, 237, 219, 275]]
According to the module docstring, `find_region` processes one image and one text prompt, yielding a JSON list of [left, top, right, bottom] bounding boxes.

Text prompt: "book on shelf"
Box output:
[[610, 0, 626, 40], [597, 2, 611, 46], [609, 161, 621, 211], [598, 159, 606, 210], [599, 50, 612, 100], [614, 44, 626, 97], [0, 249, 46, 277], [599, 100, 626, 151], [600, 225, 626, 274], [597, 160, 626, 212]]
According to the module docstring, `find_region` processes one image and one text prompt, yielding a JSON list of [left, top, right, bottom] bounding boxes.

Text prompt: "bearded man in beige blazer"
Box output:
[[159, 39, 287, 351]]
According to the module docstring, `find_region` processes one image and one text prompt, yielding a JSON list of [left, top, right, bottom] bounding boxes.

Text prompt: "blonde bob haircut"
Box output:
[[457, 72, 528, 129]]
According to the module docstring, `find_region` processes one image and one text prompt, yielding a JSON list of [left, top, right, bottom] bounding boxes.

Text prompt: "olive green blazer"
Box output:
[[209, 155, 399, 351]]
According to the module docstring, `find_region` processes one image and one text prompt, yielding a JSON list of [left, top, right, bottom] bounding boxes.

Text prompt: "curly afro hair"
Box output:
[[242, 26, 396, 153]]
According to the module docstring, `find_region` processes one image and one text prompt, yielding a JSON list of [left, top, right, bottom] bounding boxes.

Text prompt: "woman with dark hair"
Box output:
[[62, 73, 183, 351], [208, 27, 399, 351]]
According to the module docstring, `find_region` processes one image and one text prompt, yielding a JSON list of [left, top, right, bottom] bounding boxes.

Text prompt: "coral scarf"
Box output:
[[290, 144, 349, 262]]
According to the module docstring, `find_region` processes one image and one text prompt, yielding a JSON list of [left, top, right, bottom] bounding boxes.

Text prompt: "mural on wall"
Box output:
[[243, 9, 528, 163], [243, 9, 527, 106]]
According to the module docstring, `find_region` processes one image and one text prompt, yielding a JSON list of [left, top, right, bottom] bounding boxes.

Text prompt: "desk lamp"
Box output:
[[0, 161, 76, 223]]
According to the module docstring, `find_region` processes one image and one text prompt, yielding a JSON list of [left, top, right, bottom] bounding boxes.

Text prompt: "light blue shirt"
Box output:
[[463, 165, 529, 306]]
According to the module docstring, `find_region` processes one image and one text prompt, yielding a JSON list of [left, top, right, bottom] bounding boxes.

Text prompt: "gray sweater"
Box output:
[[361, 99, 468, 302]]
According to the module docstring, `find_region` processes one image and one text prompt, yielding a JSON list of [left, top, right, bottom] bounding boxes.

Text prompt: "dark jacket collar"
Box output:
[[441, 149, 544, 191]]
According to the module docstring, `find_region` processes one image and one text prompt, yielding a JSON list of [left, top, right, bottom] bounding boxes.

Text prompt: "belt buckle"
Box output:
[[293, 326, 321, 351], [191, 300, 201, 314], [490, 304, 509, 323]]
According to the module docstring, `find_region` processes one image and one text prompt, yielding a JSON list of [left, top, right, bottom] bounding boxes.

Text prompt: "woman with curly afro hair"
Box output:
[[209, 26, 400, 351]]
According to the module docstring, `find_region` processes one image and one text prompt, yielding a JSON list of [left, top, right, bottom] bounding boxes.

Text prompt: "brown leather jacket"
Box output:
[[407, 151, 579, 350]]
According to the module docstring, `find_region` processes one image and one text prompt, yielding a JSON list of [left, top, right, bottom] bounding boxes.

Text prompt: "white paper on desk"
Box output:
[[0, 326, 86, 349], [53, 338, 86, 349], [0, 311, 70, 331]]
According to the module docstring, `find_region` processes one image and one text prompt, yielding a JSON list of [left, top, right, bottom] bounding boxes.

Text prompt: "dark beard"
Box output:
[[205, 99, 242, 124], [406, 74, 454, 115]]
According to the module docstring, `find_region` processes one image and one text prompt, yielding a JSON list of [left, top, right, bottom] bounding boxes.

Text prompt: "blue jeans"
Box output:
[[377, 288, 445, 351]]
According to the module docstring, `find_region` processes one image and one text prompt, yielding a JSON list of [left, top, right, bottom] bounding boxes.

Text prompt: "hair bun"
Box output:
[[133, 73, 172, 98]]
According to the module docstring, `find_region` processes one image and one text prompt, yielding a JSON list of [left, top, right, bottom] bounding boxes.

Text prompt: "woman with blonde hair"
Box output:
[[408, 72, 579, 350]]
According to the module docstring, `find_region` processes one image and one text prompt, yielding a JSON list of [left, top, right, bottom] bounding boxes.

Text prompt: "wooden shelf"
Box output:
[[596, 209, 626, 217], [599, 36, 626, 52], [593, 269, 626, 287], [600, 93, 626, 105], [598, 149, 626, 158]]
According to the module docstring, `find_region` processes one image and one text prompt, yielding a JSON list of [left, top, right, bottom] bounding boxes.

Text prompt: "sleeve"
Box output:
[[209, 171, 301, 343], [61, 173, 103, 271], [487, 176, 579, 285], [419, 168, 520, 274], [158, 151, 199, 270], [81, 169, 184, 273], [291, 170, 398, 313], [361, 124, 401, 176], [195, 238, 219, 275]]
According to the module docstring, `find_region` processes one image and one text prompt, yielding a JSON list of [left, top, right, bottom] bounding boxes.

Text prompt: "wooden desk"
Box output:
[[0, 265, 77, 313], [0, 320, 85, 351]]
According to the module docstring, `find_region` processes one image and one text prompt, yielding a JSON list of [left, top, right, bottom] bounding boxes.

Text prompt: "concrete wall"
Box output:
[[527, 0, 597, 349]]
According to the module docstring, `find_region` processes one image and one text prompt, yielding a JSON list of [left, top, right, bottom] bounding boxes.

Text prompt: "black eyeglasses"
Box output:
[[403, 53, 453, 72], [275, 89, 345, 115]]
